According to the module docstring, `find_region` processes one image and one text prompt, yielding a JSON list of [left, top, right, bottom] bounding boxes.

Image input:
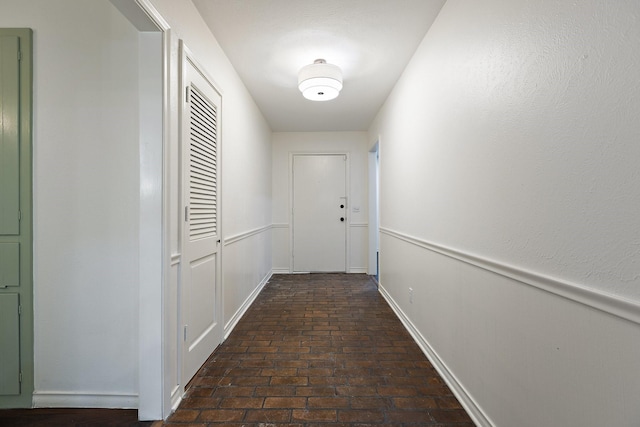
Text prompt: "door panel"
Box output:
[[186, 252, 217, 364], [0, 35, 20, 235], [293, 154, 347, 272], [180, 47, 222, 385], [0, 243, 19, 288], [0, 294, 20, 395]]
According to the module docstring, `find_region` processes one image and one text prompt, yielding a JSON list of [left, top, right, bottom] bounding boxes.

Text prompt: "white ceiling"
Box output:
[[192, 0, 446, 132]]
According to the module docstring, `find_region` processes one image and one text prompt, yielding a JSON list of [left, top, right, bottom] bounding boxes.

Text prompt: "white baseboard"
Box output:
[[169, 384, 182, 414], [378, 284, 492, 427], [224, 270, 273, 339], [32, 391, 137, 409], [272, 269, 368, 274]]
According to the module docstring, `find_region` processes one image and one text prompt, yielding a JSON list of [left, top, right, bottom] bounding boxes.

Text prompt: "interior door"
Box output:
[[292, 154, 347, 272], [180, 48, 223, 385]]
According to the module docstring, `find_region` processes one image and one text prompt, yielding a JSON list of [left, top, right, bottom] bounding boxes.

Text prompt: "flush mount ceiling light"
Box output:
[[298, 59, 343, 101]]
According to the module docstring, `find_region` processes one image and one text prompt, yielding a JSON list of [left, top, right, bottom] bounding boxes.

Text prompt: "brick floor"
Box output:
[[163, 273, 475, 426]]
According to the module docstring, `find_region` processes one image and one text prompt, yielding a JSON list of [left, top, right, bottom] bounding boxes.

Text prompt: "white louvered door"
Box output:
[[181, 49, 223, 385]]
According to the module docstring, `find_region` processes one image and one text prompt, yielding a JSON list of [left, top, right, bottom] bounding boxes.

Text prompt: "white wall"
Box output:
[[147, 0, 273, 412], [0, 0, 141, 407], [2, 0, 273, 415], [272, 132, 369, 273], [369, 1, 640, 426]]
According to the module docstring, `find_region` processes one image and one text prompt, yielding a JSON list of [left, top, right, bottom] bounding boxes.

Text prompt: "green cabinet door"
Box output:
[[0, 294, 20, 395], [0, 28, 32, 408], [0, 35, 20, 235], [0, 243, 20, 288]]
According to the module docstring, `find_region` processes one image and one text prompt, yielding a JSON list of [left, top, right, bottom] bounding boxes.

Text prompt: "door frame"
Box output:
[[289, 152, 350, 273], [178, 40, 224, 395], [110, 0, 170, 419], [368, 137, 380, 277]]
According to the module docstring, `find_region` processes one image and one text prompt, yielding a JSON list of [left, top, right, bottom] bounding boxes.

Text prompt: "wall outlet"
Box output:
[[409, 287, 414, 304]]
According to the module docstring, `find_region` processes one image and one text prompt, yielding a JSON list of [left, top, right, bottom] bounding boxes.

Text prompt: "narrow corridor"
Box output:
[[164, 273, 474, 426]]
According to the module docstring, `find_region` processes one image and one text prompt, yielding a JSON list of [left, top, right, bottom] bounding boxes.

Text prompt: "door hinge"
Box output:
[[185, 86, 190, 102], [18, 50, 22, 61], [18, 210, 21, 221], [183, 325, 188, 342], [19, 371, 23, 383], [184, 205, 189, 222], [18, 305, 22, 315]]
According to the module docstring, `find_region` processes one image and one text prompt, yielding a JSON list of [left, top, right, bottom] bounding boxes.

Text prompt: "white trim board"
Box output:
[[380, 227, 640, 326], [224, 224, 271, 246], [33, 392, 138, 409], [169, 384, 181, 415], [111, 0, 171, 420]]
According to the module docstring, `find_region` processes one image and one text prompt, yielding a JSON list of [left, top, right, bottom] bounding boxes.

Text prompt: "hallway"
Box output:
[[163, 273, 474, 426]]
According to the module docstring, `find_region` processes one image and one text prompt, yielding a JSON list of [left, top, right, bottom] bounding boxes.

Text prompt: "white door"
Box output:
[[181, 50, 223, 384], [292, 154, 347, 272]]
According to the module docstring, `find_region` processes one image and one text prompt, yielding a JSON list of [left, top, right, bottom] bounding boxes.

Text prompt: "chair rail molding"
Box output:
[[224, 224, 271, 246], [380, 227, 640, 325]]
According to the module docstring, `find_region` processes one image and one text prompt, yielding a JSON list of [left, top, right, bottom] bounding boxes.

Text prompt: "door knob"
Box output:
[[340, 217, 345, 222], [340, 204, 344, 208]]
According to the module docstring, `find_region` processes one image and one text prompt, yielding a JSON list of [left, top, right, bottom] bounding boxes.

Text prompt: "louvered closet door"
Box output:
[[181, 52, 223, 385]]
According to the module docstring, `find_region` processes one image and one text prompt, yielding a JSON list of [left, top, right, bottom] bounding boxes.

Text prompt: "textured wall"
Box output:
[[376, 0, 640, 300], [370, 0, 640, 425]]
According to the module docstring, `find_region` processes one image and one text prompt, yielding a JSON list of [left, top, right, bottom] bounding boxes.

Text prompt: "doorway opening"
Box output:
[[368, 139, 380, 283], [110, 0, 168, 419]]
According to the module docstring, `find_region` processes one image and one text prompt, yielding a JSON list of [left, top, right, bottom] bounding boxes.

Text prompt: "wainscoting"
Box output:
[[222, 225, 273, 338], [378, 228, 640, 427], [272, 223, 369, 273]]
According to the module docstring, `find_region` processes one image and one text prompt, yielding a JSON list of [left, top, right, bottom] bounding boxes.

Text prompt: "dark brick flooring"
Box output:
[[164, 273, 475, 426]]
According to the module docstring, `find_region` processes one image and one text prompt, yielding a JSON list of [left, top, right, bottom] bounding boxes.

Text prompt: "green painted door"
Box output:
[[0, 28, 33, 408], [0, 293, 20, 395]]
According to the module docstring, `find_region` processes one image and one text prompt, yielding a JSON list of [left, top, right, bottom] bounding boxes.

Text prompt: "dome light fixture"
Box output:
[[298, 59, 343, 101]]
